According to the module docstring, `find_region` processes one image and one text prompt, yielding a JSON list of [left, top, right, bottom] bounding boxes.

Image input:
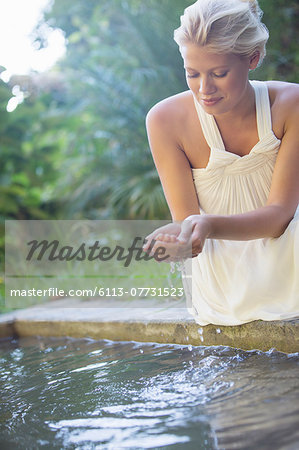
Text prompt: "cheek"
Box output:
[[224, 76, 245, 96], [228, 66, 249, 91], [186, 77, 196, 92]]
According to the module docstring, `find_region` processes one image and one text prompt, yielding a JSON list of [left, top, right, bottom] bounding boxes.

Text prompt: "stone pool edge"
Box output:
[[0, 299, 298, 353]]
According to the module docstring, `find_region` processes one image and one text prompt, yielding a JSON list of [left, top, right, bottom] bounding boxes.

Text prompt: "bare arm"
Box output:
[[146, 98, 201, 221]]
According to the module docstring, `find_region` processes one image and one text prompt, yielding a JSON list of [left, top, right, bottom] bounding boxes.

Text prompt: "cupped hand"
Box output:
[[142, 215, 211, 261], [176, 215, 211, 257], [142, 222, 182, 261]]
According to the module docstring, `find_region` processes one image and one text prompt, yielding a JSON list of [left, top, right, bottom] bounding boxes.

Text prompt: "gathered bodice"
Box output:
[[191, 80, 281, 215]]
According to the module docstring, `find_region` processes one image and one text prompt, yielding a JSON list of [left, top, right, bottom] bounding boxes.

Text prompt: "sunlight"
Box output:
[[0, 0, 66, 77]]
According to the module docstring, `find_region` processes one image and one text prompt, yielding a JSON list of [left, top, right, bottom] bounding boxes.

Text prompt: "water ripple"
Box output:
[[0, 337, 298, 449]]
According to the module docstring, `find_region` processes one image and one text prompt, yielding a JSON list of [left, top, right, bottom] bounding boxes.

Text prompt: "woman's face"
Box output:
[[180, 43, 258, 116]]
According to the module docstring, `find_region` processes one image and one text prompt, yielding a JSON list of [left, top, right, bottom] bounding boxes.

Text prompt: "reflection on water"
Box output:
[[0, 337, 298, 449]]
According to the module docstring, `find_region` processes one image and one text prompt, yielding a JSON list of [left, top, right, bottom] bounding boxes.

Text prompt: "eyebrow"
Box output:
[[184, 66, 229, 71]]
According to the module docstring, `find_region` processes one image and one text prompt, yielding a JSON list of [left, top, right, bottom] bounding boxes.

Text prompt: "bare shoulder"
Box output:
[[266, 80, 299, 136], [146, 90, 193, 129], [267, 81, 299, 120], [267, 79, 298, 103]]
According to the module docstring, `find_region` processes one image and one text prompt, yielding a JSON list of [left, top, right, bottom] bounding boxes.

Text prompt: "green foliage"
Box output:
[[254, 0, 299, 82], [0, 79, 68, 280], [41, 0, 193, 220]]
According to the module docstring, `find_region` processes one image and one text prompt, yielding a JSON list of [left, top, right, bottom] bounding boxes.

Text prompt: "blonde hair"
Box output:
[[174, 0, 269, 65]]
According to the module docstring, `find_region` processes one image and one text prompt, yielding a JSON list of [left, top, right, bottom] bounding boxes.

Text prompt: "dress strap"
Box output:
[[192, 95, 225, 150], [192, 80, 273, 149], [250, 80, 272, 140]]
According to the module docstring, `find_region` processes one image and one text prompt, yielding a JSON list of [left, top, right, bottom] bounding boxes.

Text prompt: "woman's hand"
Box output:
[[177, 215, 211, 257], [142, 222, 183, 261], [142, 215, 212, 261], [143, 222, 182, 249]]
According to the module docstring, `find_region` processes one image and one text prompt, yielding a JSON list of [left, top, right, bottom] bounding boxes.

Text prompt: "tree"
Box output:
[[38, 0, 192, 219]]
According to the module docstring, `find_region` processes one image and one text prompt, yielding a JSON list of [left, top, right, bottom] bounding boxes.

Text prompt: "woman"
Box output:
[[143, 0, 299, 325]]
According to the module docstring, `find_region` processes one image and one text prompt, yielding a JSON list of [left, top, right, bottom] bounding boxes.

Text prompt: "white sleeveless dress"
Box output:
[[184, 80, 299, 326]]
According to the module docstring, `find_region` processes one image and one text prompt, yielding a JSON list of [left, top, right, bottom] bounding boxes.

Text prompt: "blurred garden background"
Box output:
[[0, 0, 298, 310]]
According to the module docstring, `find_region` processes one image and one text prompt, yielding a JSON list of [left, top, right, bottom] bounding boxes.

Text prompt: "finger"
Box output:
[[177, 219, 193, 243], [143, 224, 173, 250], [142, 232, 158, 251], [190, 224, 205, 254], [190, 225, 202, 247], [156, 233, 170, 242], [142, 238, 152, 251], [163, 233, 179, 242], [148, 240, 183, 261]]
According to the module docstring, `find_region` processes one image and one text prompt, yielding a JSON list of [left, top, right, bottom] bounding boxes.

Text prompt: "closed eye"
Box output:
[[213, 72, 228, 78], [186, 71, 228, 79]]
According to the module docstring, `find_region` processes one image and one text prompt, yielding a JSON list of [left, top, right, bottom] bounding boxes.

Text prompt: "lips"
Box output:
[[201, 97, 222, 106]]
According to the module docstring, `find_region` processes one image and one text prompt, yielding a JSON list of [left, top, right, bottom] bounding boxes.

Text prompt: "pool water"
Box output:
[[0, 337, 298, 449]]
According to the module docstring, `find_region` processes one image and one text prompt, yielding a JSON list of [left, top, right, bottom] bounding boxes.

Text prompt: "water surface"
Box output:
[[0, 337, 298, 449]]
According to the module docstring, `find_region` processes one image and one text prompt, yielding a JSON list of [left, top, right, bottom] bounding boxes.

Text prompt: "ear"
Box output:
[[249, 51, 260, 70]]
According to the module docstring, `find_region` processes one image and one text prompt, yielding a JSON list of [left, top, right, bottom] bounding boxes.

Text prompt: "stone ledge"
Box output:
[[0, 298, 298, 353]]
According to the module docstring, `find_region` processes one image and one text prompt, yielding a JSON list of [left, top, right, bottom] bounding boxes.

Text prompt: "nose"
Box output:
[[198, 76, 216, 96]]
